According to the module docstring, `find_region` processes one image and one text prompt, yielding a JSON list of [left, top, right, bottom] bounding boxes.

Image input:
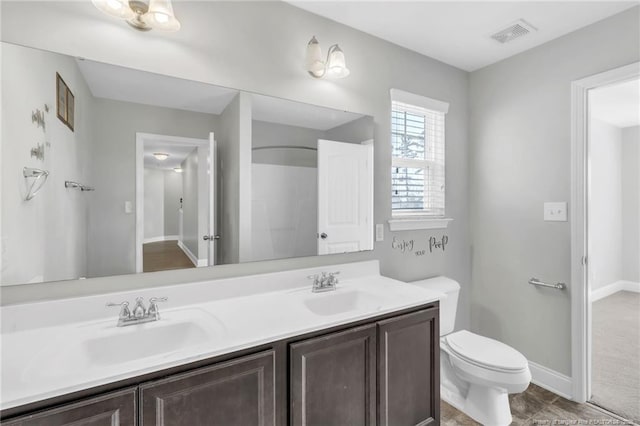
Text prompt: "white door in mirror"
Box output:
[[317, 139, 374, 254]]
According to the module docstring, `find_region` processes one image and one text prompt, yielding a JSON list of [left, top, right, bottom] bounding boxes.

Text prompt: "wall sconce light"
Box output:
[[305, 36, 350, 79], [153, 152, 170, 161], [92, 0, 181, 32], [173, 167, 183, 173]]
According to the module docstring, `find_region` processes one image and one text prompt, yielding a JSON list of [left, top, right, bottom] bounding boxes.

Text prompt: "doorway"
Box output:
[[135, 132, 216, 273], [570, 62, 640, 417]]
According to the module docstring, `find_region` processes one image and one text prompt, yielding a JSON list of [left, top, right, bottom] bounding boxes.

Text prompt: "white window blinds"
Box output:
[[391, 90, 448, 217]]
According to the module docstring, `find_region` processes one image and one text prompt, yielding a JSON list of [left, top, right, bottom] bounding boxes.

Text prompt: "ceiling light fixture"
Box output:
[[92, 0, 181, 32], [305, 36, 350, 79], [153, 152, 170, 161]]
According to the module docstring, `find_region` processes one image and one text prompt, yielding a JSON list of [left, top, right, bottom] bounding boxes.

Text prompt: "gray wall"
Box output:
[[163, 170, 182, 237], [469, 8, 640, 375], [325, 116, 375, 145], [217, 94, 242, 265], [181, 149, 199, 258], [143, 168, 165, 241], [252, 120, 324, 168], [588, 119, 623, 291], [1, 42, 93, 285], [1, 2, 470, 334], [86, 99, 217, 278], [621, 126, 640, 283]]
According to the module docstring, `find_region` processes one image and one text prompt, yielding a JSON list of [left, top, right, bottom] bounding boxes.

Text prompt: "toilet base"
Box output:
[[463, 384, 512, 426]]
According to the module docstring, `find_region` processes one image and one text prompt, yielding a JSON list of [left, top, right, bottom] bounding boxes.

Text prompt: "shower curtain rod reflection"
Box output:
[[251, 145, 317, 151]]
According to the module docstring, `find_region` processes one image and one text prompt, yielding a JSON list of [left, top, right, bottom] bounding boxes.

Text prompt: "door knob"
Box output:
[[203, 235, 220, 241], [320, 232, 328, 240]]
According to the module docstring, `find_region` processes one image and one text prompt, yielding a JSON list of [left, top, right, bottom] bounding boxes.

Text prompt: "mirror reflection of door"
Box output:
[[317, 139, 374, 255], [138, 133, 215, 273]]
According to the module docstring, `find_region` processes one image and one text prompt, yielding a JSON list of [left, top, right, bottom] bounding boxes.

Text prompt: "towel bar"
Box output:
[[528, 278, 566, 290]]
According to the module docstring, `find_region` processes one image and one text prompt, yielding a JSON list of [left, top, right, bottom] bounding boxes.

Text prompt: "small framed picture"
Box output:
[[56, 73, 67, 123], [56, 73, 75, 132], [66, 89, 75, 131]]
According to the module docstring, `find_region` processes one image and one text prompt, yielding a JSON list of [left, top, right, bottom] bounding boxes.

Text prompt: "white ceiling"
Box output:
[[288, 1, 638, 72], [590, 78, 640, 128], [77, 59, 238, 115], [77, 59, 362, 130], [251, 93, 363, 130], [143, 138, 200, 170]]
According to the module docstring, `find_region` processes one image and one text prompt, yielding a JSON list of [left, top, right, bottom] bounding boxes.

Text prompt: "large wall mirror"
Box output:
[[1, 41, 374, 286]]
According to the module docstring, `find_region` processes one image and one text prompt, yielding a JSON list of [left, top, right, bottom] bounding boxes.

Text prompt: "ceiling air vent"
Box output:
[[491, 19, 537, 44]]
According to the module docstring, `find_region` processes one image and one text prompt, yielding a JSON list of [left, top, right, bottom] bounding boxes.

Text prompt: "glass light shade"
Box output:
[[327, 45, 350, 79], [142, 0, 181, 31], [305, 36, 325, 78], [153, 152, 170, 161], [92, 0, 134, 20]]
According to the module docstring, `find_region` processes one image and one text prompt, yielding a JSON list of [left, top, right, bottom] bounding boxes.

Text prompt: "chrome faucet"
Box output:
[[106, 297, 168, 327], [308, 271, 340, 293]]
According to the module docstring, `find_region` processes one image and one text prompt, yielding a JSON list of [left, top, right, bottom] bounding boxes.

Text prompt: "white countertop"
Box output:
[[0, 260, 443, 411]]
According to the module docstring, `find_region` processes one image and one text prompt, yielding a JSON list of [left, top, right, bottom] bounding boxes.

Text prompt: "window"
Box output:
[[390, 89, 448, 219]]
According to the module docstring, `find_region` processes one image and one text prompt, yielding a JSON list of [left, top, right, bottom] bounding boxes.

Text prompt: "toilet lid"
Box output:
[[445, 330, 528, 372]]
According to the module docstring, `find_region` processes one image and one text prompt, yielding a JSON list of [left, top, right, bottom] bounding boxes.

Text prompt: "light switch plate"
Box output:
[[375, 224, 384, 242], [544, 202, 567, 221], [125, 201, 133, 214]]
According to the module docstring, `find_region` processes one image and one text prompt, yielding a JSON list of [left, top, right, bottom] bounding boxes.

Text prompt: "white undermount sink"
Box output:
[[303, 289, 383, 316], [86, 317, 220, 366], [21, 308, 226, 381]]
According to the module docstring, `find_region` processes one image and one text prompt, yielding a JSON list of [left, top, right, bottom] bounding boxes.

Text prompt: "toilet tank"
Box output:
[[408, 276, 460, 336]]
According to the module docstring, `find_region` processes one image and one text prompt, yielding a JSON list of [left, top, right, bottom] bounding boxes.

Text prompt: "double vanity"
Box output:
[[0, 261, 443, 425]]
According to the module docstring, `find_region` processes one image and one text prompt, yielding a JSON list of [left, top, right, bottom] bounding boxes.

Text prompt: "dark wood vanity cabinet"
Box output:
[[378, 309, 440, 426], [2, 304, 439, 426], [290, 324, 377, 426], [2, 388, 137, 426], [290, 308, 439, 426], [140, 350, 276, 426]]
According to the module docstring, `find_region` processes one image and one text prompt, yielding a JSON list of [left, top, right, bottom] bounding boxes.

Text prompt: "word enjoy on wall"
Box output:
[[391, 234, 449, 257]]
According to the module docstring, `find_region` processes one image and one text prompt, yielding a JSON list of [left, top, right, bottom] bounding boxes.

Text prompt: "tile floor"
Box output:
[[441, 384, 637, 425]]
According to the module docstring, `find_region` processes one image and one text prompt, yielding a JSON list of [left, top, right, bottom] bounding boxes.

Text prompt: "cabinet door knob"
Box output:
[[320, 233, 328, 240]]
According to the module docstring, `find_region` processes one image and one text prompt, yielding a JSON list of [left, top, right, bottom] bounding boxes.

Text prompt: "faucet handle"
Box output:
[[132, 297, 147, 318], [327, 271, 340, 286], [106, 301, 131, 319], [148, 297, 168, 320]]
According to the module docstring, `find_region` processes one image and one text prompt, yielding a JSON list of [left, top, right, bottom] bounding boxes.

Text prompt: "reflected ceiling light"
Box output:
[[91, 0, 180, 32], [173, 167, 183, 173], [153, 152, 170, 161], [305, 36, 350, 79]]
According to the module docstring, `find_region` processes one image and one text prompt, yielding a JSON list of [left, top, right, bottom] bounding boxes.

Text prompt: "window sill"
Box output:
[[388, 217, 453, 231]]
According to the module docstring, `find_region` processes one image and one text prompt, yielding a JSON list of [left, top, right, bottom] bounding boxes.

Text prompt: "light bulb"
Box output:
[[92, 0, 134, 20], [143, 0, 181, 31], [153, 152, 170, 161], [327, 45, 350, 79]]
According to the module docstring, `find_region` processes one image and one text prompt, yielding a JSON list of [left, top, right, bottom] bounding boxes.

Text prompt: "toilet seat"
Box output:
[[444, 330, 528, 373]]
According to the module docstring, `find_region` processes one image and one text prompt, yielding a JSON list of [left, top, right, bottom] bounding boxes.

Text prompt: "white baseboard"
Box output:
[[591, 280, 640, 302], [177, 240, 207, 267], [528, 361, 573, 400], [143, 235, 179, 244]]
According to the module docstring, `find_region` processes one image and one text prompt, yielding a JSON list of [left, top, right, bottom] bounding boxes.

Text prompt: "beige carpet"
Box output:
[[590, 290, 640, 422]]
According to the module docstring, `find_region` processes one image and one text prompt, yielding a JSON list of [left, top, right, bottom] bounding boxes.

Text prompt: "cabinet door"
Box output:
[[2, 388, 136, 426], [290, 324, 376, 426], [378, 308, 439, 426], [140, 350, 275, 426]]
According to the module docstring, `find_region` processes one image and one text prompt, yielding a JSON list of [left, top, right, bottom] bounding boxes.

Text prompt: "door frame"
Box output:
[[570, 61, 639, 402], [135, 133, 210, 273]]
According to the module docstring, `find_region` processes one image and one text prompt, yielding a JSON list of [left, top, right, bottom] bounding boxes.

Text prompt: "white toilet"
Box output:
[[410, 277, 531, 426]]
